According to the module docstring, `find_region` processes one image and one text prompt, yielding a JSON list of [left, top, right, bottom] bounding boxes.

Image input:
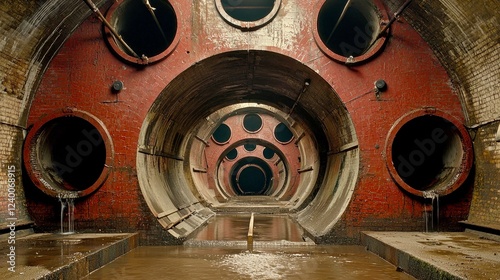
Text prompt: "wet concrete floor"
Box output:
[[85, 245, 415, 280], [362, 231, 500, 279], [1, 233, 138, 279]]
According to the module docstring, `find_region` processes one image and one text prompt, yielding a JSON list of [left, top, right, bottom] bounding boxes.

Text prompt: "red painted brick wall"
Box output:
[[24, 0, 473, 242]]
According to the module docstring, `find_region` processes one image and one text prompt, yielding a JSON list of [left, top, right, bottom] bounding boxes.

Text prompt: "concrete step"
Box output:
[[361, 231, 500, 280], [2, 232, 138, 279]]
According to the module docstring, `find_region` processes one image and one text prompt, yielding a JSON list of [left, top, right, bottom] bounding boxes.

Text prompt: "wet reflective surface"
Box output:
[[85, 246, 415, 280], [191, 214, 304, 242]]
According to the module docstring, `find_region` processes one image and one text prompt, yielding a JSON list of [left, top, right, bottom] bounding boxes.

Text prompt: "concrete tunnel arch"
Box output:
[[136, 50, 359, 240]]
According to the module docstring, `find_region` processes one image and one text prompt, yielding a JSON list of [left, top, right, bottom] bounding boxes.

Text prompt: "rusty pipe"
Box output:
[[82, 0, 143, 60], [143, 0, 169, 43], [377, 0, 414, 39], [365, 0, 414, 51], [326, 0, 353, 44]]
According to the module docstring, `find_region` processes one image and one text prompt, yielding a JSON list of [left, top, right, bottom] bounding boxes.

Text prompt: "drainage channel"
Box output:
[[184, 213, 315, 248]]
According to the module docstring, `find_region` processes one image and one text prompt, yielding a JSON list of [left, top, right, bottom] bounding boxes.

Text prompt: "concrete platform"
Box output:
[[1, 232, 138, 279], [362, 231, 500, 280], [212, 196, 291, 213]]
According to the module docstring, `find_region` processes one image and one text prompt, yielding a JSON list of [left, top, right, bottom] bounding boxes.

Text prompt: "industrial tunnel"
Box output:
[[18, 0, 478, 245], [135, 50, 360, 239]]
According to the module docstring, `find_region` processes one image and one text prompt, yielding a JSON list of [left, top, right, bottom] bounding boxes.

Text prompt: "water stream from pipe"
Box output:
[[423, 191, 439, 232]]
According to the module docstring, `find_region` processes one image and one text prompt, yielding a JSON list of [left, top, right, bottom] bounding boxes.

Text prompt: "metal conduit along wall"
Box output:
[[137, 50, 359, 239]]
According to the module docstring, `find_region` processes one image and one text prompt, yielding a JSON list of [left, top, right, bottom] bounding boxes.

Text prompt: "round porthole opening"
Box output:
[[243, 113, 263, 133], [244, 143, 257, 151], [386, 111, 473, 197], [212, 123, 232, 144], [105, 0, 179, 64], [274, 123, 294, 144], [23, 110, 113, 198], [225, 148, 238, 160], [263, 147, 276, 159], [215, 0, 281, 29], [314, 0, 387, 64]]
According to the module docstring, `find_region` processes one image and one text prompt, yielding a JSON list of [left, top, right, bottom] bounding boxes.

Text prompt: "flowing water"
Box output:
[[85, 246, 414, 280], [423, 191, 440, 232], [86, 214, 415, 279], [59, 197, 75, 234]]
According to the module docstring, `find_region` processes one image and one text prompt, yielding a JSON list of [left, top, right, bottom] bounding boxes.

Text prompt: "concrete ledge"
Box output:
[[361, 231, 500, 280], [2, 233, 138, 279]]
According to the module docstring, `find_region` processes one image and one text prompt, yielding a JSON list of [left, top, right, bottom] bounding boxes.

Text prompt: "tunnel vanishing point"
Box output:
[[1, 0, 499, 245]]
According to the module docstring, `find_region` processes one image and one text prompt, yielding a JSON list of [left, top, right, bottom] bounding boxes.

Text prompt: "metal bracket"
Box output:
[[495, 123, 500, 142]]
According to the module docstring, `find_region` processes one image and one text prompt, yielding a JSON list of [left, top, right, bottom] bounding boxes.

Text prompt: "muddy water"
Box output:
[[87, 214, 414, 279], [86, 246, 414, 280], [192, 214, 304, 242]]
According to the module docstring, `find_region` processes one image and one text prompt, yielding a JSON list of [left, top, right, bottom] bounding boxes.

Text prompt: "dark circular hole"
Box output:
[[263, 147, 275, 159], [238, 166, 266, 194], [39, 117, 106, 191], [109, 0, 177, 58], [212, 123, 232, 144], [244, 143, 257, 151], [274, 123, 293, 143], [231, 157, 273, 195], [221, 0, 276, 22], [391, 116, 464, 192], [243, 113, 263, 132], [317, 0, 380, 57], [226, 149, 238, 160]]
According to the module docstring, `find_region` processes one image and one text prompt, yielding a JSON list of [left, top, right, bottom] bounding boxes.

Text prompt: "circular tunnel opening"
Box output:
[[243, 113, 263, 133], [315, 0, 386, 63], [24, 110, 113, 198], [212, 123, 232, 144], [220, 0, 276, 22], [137, 51, 359, 239], [231, 157, 273, 195], [386, 111, 473, 196], [106, 0, 178, 63]]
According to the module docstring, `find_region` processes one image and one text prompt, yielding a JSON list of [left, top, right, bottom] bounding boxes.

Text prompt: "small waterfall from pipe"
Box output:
[[423, 191, 439, 232], [58, 195, 76, 234]]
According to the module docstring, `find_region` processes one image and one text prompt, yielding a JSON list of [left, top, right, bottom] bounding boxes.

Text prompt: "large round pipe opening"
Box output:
[[385, 110, 473, 197], [137, 51, 359, 239], [231, 158, 273, 195], [314, 0, 388, 64], [105, 0, 179, 64], [24, 110, 114, 198]]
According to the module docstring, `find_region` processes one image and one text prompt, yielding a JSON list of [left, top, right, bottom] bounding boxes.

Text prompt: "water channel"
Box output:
[[85, 214, 415, 279]]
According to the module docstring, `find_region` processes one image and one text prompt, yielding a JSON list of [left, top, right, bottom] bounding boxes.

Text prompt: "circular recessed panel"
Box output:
[[23, 109, 114, 198], [385, 110, 473, 197], [215, 0, 281, 29], [105, 0, 179, 64], [274, 122, 294, 144], [212, 123, 232, 144], [243, 113, 263, 133], [313, 0, 388, 64]]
